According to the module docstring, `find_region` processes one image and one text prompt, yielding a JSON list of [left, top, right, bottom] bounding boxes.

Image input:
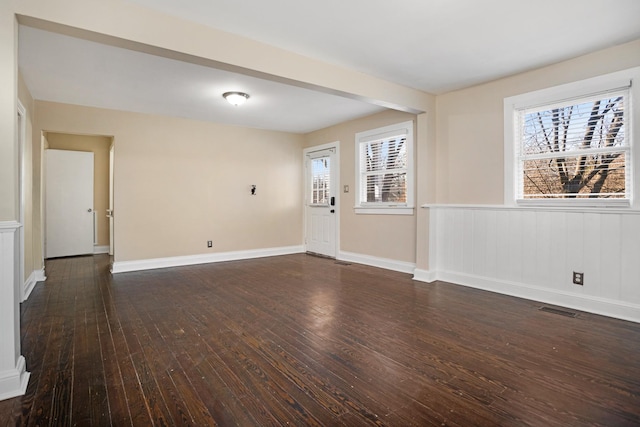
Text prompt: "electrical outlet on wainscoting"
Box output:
[[573, 271, 584, 286]]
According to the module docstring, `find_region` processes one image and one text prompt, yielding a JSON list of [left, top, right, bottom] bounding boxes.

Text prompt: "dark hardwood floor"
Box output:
[[1, 254, 639, 426]]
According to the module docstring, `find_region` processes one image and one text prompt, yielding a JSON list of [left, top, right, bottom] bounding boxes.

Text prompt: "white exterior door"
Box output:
[[305, 147, 337, 257], [45, 149, 95, 258]]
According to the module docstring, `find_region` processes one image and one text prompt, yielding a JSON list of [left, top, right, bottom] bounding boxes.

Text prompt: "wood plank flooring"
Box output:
[[1, 253, 639, 426]]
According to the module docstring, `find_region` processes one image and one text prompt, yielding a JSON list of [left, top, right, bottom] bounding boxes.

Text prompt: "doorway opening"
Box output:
[[42, 132, 114, 259]]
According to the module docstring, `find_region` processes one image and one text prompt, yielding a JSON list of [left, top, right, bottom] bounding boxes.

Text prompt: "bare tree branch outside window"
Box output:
[[520, 93, 627, 199], [362, 137, 407, 203]]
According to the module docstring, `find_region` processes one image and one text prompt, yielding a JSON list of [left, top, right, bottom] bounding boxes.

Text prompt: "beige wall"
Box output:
[[34, 101, 304, 262], [14, 4, 640, 272], [45, 133, 112, 247], [436, 39, 640, 204], [17, 73, 41, 279], [304, 110, 419, 263], [15, 0, 430, 114], [12, 0, 437, 270], [0, 7, 16, 221]]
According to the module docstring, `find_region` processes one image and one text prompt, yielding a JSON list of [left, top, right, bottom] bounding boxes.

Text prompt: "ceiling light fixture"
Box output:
[[223, 91, 250, 106]]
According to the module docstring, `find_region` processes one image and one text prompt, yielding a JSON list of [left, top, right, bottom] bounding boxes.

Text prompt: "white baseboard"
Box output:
[[0, 356, 30, 401], [22, 268, 45, 302], [412, 268, 437, 283], [438, 270, 640, 324], [34, 267, 46, 282], [112, 245, 305, 274], [338, 251, 416, 274], [94, 245, 109, 254]]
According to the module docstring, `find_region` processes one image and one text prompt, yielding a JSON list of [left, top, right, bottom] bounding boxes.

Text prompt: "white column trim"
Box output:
[[412, 268, 437, 283], [0, 356, 30, 401], [0, 221, 30, 400]]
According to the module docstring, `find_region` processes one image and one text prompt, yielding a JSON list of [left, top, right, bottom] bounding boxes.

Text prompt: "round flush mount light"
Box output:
[[222, 91, 250, 106]]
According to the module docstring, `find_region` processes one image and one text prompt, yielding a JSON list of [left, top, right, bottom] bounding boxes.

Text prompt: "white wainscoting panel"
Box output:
[[423, 206, 640, 323]]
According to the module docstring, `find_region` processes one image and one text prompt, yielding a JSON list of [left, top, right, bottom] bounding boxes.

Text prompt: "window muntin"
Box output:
[[360, 136, 407, 204], [355, 121, 414, 214], [517, 90, 629, 200], [310, 156, 331, 205]]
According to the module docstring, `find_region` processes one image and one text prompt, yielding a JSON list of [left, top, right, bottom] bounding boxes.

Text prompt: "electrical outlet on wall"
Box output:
[[207, 240, 213, 248], [573, 271, 584, 285]]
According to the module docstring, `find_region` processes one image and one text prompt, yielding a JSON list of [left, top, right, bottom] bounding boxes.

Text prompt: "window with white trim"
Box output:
[[355, 121, 414, 215], [504, 67, 639, 207]]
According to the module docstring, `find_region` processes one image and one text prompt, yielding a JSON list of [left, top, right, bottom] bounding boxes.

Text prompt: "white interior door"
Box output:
[[45, 149, 94, 258], [305, 147, 337, 257]]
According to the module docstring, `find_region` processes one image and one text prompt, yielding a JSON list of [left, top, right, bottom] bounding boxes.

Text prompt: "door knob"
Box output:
[[87, 208, 93, 213]]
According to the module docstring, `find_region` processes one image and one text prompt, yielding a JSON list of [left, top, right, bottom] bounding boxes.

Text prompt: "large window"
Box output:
[[355, 121, 414, 215], [504, 68, 639, 207]]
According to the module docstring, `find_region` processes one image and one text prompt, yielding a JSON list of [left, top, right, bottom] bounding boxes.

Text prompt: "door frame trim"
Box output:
[[303, 141, 340, 257], [108, 142, 114, 256], [17, 101, 25, 302]]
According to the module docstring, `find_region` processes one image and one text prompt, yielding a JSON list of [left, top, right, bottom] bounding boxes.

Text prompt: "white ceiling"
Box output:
[[18, 26, 385, 134], [128, 0, 640, 93], [18, 0, 640, 133]]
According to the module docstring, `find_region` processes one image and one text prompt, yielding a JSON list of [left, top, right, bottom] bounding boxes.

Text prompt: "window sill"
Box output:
[[516, 199, 631, 209], [423, 203, 640, 215], [354, 206, 414, 215]]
